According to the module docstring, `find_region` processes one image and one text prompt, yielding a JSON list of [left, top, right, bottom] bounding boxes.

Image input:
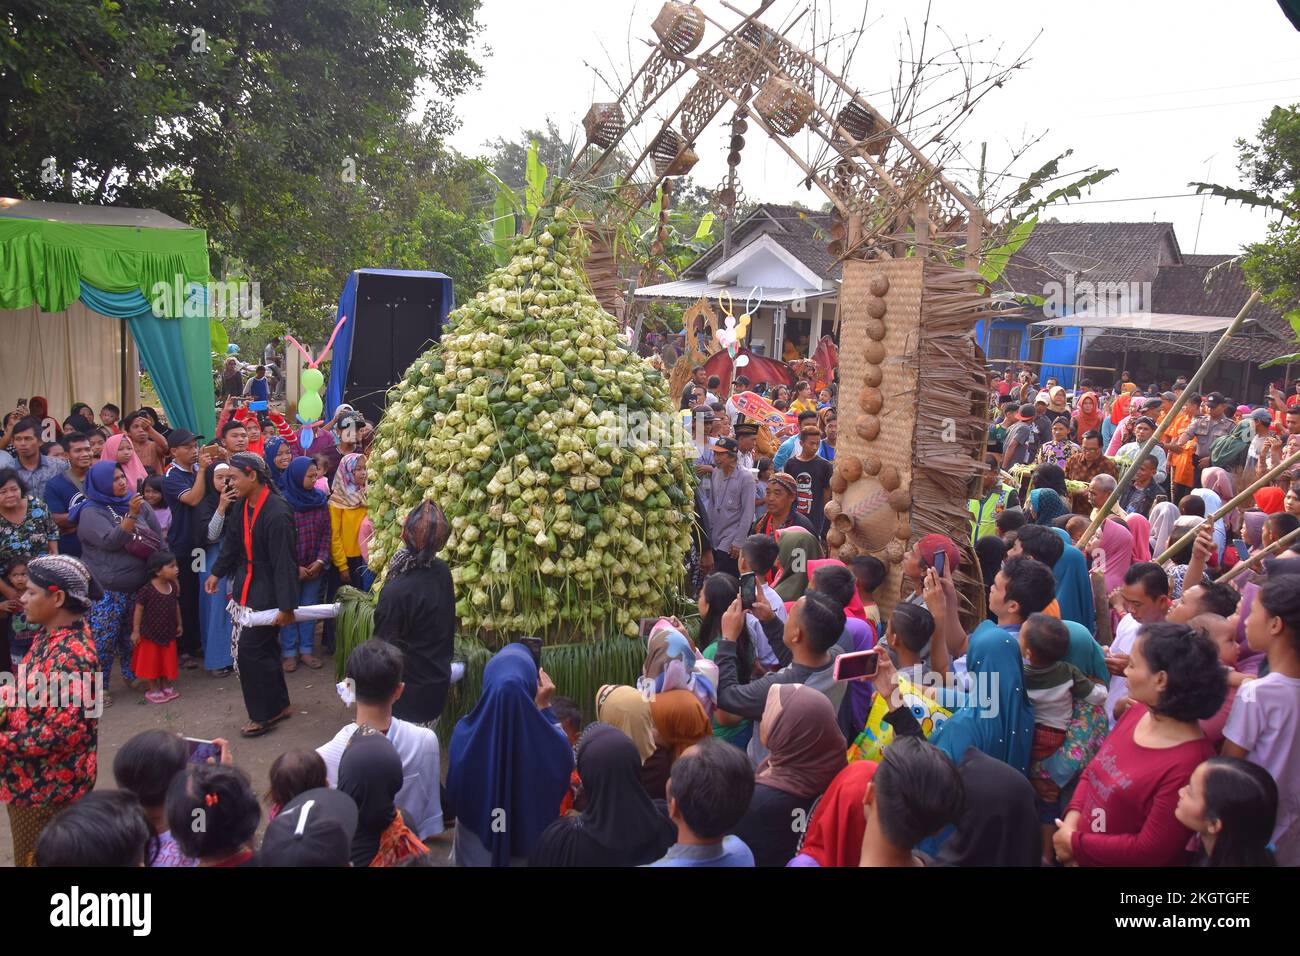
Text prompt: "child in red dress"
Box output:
[[131, 551, 182, 704]]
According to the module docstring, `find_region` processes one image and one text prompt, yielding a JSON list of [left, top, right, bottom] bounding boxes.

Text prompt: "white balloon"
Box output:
[[734, 355, 750, 367]]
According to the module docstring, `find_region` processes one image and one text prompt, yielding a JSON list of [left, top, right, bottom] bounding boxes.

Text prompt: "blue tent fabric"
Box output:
[[77, 282, 215, 437], [326, 269, 455, 418]]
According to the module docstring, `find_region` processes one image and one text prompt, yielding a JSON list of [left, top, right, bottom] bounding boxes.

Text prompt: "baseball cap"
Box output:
[[1141, 397, 1163, 411], [258, 788, 358, 867], [166, 429, 203, 448], [713, 437, 739, 455], [1250, 409, 1273, 423], [1034, 391, 1051, 405], [1160, 391, 1176, 402], [1205, 392, 1228, 407], [1018, 403, 1037, 421]]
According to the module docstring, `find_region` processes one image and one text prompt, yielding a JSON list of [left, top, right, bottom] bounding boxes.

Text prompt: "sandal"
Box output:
[[300, 654, 323, 670], [269, 706, 294, 726], [241, 720, 273, 738], [282, 657, 299, 673]]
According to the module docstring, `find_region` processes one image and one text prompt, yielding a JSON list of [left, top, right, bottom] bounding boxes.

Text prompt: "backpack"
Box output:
[[1209, 420, 1254, 470]]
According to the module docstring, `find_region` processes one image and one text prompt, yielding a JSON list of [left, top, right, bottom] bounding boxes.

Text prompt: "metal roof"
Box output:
[[1032, 312, 1252, 334], [0, 197, 194, 230], [631, 277, 835, 304]]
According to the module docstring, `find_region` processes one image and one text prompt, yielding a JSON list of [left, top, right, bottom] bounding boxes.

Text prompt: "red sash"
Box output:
[[239, 486, 270, 606]]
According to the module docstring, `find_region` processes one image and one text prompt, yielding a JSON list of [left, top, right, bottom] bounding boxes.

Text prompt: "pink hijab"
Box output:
[[806, 558, 867, 622], [1096, 518, 1134, 592], [1201, 467, 1237, 533], [1126, 513, 1152, 562], [102, 432, 148, 490]]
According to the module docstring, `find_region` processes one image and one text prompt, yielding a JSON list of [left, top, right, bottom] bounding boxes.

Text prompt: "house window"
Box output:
[[988, 327, 1022, 361]]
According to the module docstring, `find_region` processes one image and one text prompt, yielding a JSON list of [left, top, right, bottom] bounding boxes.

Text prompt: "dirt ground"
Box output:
[[1, 651, 456, 866]]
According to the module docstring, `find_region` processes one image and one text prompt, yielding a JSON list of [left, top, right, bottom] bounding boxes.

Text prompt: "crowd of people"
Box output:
[[3, 354, 1299, 869]]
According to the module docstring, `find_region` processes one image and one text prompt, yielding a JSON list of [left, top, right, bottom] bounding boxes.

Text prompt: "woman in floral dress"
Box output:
[[0, 555, 100, 866]]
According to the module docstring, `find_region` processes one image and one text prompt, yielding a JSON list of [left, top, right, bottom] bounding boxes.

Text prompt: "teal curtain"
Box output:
[[78, 282, 216, 438]]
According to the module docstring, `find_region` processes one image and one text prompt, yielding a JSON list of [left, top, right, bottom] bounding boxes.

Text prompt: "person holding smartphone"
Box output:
[[193, 463, 236, 676]]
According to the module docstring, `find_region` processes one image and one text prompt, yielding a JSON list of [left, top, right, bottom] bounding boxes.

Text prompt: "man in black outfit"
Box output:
[[205, 451, 298, 737]]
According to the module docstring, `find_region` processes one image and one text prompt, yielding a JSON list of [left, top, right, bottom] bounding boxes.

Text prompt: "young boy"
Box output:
[[736, 534, 788, 671], [2, 559, 36, 669], [1222, 574, 1300, 866], [1020, 612, 1107, 863], [316, 639, 443, 840], [1189, 613, 1252, 747], [850, 555, 886, 633], [645, 738, 755, 867]]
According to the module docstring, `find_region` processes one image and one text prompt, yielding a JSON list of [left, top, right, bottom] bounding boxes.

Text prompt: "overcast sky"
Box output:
[[446, 0, 1298, 256]]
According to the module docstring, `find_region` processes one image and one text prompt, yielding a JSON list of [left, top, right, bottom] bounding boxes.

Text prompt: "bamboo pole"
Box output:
[[1076, 291, 1261, 550], [1216, 525, 1300, 584], [1156, 446, 1300, 564]]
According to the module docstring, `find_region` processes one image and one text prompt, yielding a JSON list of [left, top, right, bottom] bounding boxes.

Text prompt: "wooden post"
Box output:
[[1077, 291, 1261, 550], [1216, 525, 1300, 584]]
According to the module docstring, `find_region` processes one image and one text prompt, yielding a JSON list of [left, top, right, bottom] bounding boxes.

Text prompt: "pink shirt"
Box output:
[[1068, 703, 1214, 867]]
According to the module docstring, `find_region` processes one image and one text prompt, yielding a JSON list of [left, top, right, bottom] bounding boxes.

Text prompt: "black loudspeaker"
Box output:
[[344, 272, 447, 424]]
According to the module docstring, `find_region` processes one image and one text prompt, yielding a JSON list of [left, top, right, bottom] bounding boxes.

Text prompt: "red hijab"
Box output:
[[1074, 391, 1103, 436], [799, 761, 877, 867], [1110, 392, 1132, 425], [1255, 487, 1285, 514]]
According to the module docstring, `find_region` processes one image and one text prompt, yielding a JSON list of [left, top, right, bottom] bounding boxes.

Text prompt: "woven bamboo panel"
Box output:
[[831, 258, 990, 628], [835, 259, 922, 621]]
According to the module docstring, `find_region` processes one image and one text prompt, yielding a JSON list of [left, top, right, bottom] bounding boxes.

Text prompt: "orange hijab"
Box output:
[[648, 689, 710, 758]]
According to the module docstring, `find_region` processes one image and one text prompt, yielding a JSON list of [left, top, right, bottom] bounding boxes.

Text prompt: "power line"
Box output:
[[1082, 93, 1300, 119]]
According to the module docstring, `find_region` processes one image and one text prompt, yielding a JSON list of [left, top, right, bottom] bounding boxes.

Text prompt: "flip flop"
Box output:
[[268, 707, 294, 726], [241, 720, 273, 738]]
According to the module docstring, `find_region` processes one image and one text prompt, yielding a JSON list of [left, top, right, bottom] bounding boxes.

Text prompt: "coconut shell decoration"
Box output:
[[864, 319, 886, 341], [862, 455, 882, 476], [839, 455, 863, 482], [838, 542, 859, 562], [868, 274, 890, 297], [832, 513, 853, 535], [885, 539, 906, 564], [888, 487, 911, 512], [827, 528, 846, 549], [825, 499, 843, 521], [865, 296, 887, 319], [855, 414, 880, 441], [858, 387, 882, 415], [894, 516, 911, 540], [862, 364, 882, 387], [879, 464, 901, 492], [864, 340, 886, 364], [830, 473, 848, 495]]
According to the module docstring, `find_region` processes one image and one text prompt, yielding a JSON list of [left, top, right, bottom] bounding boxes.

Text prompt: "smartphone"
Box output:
[[739, 571, 758, 610], [248, 400, 269, 412], [184, 737, 222, 764], [1234, 538, 1251, 559], [520, 636, 543, 668], [833, 649, 880, 682], [932, 551, 946, 577]]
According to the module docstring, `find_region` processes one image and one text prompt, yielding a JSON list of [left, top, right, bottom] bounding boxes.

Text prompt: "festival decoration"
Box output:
[[285, 316, 347, 448]]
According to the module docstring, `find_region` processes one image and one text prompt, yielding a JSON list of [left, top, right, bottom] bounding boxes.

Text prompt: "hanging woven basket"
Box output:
[[651, 127, 698, 177], [836, 101, 890, 158], [582, 102, 625, 150], [755, 77, 816, 137], [652, 2, 706, 58]]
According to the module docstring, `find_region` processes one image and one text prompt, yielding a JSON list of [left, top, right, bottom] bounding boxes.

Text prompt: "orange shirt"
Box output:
[[1164, 407, 1196, 487]]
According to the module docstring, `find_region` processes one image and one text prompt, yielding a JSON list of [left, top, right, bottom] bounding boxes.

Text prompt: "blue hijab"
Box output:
[[446, 644, 574, 866], [1062, 620, 1109, 685], [68, 461, 132, 524], [931, 621, 1035, 774], [265, 436, 288, 486], [1049, 527, 1096, 634], [1029, 488, 1069, 526], [281, 456, 328, 512]]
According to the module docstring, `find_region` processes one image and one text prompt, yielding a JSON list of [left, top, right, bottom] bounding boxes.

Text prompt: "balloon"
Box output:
[[301, 368, 324, 393], [735, 355, 750, 368], [298, 392, 323, 422], [227, 343, 240, 354], [299, 427, 314, 450]]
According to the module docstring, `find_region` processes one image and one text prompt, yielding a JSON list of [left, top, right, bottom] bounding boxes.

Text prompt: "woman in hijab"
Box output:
[[929, 622, 1035, 774], [447, 644, 573, 867], [638, 622, 716, 720], [528, 724, 674, 867], [27, 397, 61, 441], [641, 689, 711, 801], [278, 456, 331, 672], [1148, 500, 1180, 557], [1073, 391, 1104, 440], [328, 452, 370, 591], [1126, 512, 1152, 562], [63, 403, 95, 435], [1048, 526, 1096, 634], [337, 728, 427, 867], [787, 761, 876, 867], [1201, 467, 1238, 535], [193, 462, 235, 675], [734, 684, 846, 867], [264, 436, 291, 489], [1243, 509, 1269, 554], [975, 535, 1006, 623], [101, 433, 147, 492], [934, 749, 1041, 867], [372, 501, 455, 726], [772, 528, 822, 604], [1092, 518, 1134, 596], [1028, 487, 1069, 526], [1190, 486, 1227, 557], [595, 685, 656, 765], [72, 461, 163, 702], [1254, 487, 1285, 515], [1062, 619, 1109, 685]]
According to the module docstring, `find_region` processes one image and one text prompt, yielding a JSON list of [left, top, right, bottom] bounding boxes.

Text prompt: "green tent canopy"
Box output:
[[0, 198, 216, 437]]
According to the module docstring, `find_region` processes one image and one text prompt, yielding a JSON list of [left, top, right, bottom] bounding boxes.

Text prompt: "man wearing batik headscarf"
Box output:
[[204, 452, 298, 737], [372, 501, 457, 727]]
